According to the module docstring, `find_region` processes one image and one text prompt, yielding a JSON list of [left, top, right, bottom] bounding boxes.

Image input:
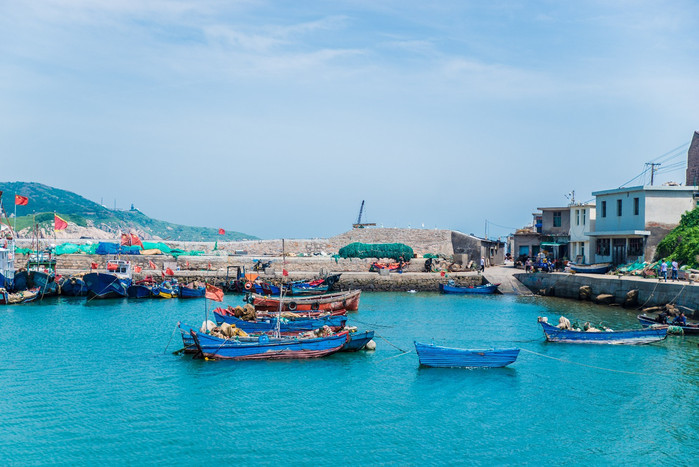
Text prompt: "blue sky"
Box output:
[[1, 1, 698, 239]]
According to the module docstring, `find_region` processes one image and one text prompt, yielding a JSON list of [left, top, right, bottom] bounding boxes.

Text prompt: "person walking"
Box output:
[[480, 257, 485, 272], [660, 260, 668, 282], [671, 260, 679, 281]]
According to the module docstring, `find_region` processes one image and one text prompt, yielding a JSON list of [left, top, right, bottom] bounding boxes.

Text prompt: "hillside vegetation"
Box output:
[[655, 207, 699, 267], [1, 182, 257, 241]]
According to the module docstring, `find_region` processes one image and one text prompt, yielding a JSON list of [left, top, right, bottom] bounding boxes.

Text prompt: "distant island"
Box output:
[[0, 182, 258, 241]]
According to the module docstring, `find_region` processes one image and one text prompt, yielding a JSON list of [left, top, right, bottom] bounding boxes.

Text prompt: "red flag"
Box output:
[[149, 260, 156, 269], [205, 284, 224, 302], [282, 269, 289, 276], [440, 271, 446, 277], [185, 261, 190, 268], [218, 228, 225, 235], [165, 267, 174, 276], [54, 214, 68, 231], [134, 266, 142, 273], [15, 195, 28, 206], [130, 233, 144, 249], [120, 233, 131, 246], [208, 262, 212, 270], [91, 262, 98, 270]]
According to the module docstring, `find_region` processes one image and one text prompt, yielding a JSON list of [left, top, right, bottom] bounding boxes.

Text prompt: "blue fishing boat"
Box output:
[[213, 310, 346, 333], [179, 285, 205, 298], [414, 341, 520, 368], [637, 314, 699, 336], [539, 318, 667, 344], [59, 276, 88, 296], [569, 263, 612, 274], [289, 283, 329, 295], [342, 330, 375, 351], [156, 280, 178, 298], [83, 260, 132, 299], [0, 241, 15, 291], [439, 282, 499, 294], [0, 286, 40, 305], [188, 329, 349, 360], [127, 284, 155, 299], [25, 251, 58, 297], [250, 282, 280, 295]]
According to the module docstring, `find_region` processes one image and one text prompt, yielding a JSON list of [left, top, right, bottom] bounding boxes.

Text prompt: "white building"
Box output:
[[587, 185, 697, 265], [569, 203, 595, 264]]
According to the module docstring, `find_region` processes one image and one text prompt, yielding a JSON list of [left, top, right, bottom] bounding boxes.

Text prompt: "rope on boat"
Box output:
[[373, 350, 414, 364], [163, 322, 180, 354], [375, 333, 408, 353], [519, 348, 661, 376]]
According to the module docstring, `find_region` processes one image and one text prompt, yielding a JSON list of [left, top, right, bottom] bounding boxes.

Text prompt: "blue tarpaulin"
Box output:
[[95, 243, 141, 255]]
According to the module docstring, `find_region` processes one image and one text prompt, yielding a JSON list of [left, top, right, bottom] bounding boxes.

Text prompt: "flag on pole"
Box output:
[[165, 267, 174, 276], [15, 195, 28, 206], [134, 266, 142, 273], [91, 262, 98, 269], [149, 260, 156, 269], [54, 214, 68, 231], [120, 233, 131, 246], [208, 262, 212, 270], [218, 228, 225, 235], [205, 284, 224, 302], [282, 269, 289, 276], [130, 233, 144, 248], [185, 261, 190, 268]]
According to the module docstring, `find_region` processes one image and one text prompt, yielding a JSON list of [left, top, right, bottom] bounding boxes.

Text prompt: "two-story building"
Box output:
[[587, 185, 698, 265], [536, 206, 571, 260], [569, 203, 596, 264]]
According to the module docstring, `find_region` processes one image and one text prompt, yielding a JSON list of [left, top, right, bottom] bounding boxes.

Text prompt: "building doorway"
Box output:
[[612, 238, 626, 265]]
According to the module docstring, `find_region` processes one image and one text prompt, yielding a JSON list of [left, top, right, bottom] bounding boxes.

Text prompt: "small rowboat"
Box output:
[[539, 319, 667, 344], [251, 289, 361, 313], [638, 314, 699, 335], [569, 263, 612, 274], [438, 283, 499, 294], [188, 329, 349, 360], [414, 342, 519, 368], [342, 330, 375, 351], [179, 285, 205, 299]]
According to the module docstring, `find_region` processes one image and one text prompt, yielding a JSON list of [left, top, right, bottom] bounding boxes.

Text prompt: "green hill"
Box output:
[[0, 182, 258, 241]]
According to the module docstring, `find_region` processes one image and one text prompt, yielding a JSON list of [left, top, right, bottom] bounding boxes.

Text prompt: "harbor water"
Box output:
[[1, 293, 697, 465]]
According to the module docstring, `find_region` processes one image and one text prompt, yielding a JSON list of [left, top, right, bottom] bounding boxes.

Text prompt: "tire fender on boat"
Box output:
[[288, 301, 297, 311], [311, 302, 319, 311]]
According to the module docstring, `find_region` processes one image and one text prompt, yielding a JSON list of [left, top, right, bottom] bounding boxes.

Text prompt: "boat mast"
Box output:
[[274, 239, 285, 339]]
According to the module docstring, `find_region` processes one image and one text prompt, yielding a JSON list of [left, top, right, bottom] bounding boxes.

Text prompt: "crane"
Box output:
[[352, 200, 376, 229]]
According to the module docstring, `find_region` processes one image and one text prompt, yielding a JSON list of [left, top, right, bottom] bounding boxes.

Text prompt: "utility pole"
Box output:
[[645, 162, 661, 186]]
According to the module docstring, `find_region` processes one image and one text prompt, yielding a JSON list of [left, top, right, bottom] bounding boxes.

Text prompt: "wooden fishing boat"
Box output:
[[539, 319, 667, 344], [414, 341, 520, 368], [213, 309, 347, 333], [0, 286, 40, 305], [289, 282, 329, 296], [637, 314, 699, 335], [342, 330, 375, 351], [84, 260, 132, 299], [250, 289, 361, 313], [156, 280, 178, 299], [179, 285, 205, 299], [188, 329, 349, 360], [59, 276, 88, 296], [439, 282, 499, 294], [569, 263, 612, 274]]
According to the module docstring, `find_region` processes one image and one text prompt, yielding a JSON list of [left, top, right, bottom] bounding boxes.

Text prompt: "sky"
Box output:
[[1, 0, 698, 240]]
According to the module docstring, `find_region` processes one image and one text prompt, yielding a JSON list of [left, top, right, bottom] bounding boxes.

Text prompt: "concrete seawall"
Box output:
[[516, 272, 699, 317]]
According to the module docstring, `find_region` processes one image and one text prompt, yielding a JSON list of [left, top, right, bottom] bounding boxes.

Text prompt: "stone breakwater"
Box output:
[[516, 272, 699, 319]]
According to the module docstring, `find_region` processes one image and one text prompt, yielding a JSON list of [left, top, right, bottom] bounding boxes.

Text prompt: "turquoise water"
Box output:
[[1, 293, 697, 465]]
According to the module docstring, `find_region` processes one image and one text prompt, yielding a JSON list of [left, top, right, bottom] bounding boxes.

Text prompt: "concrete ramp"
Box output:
[[483, 265, 533, 295]]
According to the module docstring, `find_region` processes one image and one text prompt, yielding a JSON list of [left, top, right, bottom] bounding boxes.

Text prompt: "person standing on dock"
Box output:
[[480, 257, 485, 272], [671, 260, 679, 281], [660, 260, 668, 282]]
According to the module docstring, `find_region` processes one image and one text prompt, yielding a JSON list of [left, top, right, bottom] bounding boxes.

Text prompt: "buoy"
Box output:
[[365, 340, 377, 351]]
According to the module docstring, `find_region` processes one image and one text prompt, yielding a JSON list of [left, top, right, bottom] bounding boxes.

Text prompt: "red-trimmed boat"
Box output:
[[250, 289, 361, 313]]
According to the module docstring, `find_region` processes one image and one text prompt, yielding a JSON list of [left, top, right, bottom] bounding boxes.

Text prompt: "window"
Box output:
[[596, 238, 610, 256], [601, 201, 607, 217], [628, 238, 643, 256], [617, 199, 622, 216], [553, 211, 562, 227], [576, 210, 580, 226], [634, 197, 639, 215], [582, 209, 586, 225]]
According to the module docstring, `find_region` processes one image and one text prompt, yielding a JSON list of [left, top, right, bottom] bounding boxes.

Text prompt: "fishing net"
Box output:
[[338, 242, 413, 261]]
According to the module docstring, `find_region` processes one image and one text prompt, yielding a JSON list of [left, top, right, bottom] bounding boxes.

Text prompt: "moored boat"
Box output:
[[569, 263, 612, 274], [188, 329, 349, 360], [638, 314, 699, 335], [342, 330, 375, 351], [250, 289, 361, 313], [83, 260, 132, 299], [179, 284, 206, 299], [414, 341, 520, 368], [59, 275, 88, 296], [539, 318, 667, 344], [213, 309, 346, 333], [439, 282, 499, 294]]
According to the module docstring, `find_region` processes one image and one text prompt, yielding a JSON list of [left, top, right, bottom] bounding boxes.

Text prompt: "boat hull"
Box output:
[[342, 331, 375, 351], [540, 320, 667, 344], [415, 342, 519, 368], [251, 289, 361, 312], [439, 283, 499, 294], [569, 263, 612, 274], [84, 273, 131, 299], [189, 330, 349, 360], [179, 286, 205, 298], [60, 277, 87, 296], [638, 314, 699, 335], [127, 284, 155, 299]]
